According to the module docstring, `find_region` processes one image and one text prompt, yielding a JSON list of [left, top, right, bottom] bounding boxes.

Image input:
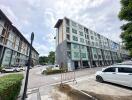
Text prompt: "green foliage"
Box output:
[[39, 56, 48, 65], [39, 51, 55, 65], [0, 67, 2, 72], [118, 0, 132, 56], [0, 74, 23, 100], [48, 51, 55, 64], [42, 69, 65, 75]]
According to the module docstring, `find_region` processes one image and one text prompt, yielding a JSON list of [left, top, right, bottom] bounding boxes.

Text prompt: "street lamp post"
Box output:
[[22, 32, 34, 100]]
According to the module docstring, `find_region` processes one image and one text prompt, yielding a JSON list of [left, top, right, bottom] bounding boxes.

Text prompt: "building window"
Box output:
[[66, 34, 70, 40], [78, 24, 83, 30], [81, 45, 85, 49], [96, 42, 98, 46], [73, 44, 78, 49], [94, 54, 97, 59], [87, 35, 89, 39], [79, 31, 83, 36], [92, 42, 94, 46], [91, 36, 94, 40], [66, 18, 70, 26], [74, 52, 80, 58], [98, 55, 101, 59], [80, 38, 84, 43], [72, 28, 77, 34], [72, 21, 77, 27], [66, 27, 70, 33], [81, 53, 86, 58], [72, 36, 78, 41], [84, 28, 88, 33]]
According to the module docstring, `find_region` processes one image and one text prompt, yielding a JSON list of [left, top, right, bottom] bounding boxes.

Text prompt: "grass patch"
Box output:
[[0, 74, 23, 100]]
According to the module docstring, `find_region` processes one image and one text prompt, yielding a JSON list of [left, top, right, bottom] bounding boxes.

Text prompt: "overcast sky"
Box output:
[[0, 0, 123, 56]]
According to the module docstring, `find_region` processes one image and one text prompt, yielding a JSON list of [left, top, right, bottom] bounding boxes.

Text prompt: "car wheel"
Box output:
[[1, 70, 5, 73], [96, 75, 104, 83]]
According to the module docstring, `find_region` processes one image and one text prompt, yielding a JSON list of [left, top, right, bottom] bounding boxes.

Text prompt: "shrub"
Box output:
[[42, 69, 65, 75], [0, 67, 2, 72], [0, 74, 23, 100]]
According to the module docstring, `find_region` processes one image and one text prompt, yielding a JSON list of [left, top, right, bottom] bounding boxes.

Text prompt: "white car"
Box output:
[[1, 67, 17, 73], [96, 65, 132, 88]]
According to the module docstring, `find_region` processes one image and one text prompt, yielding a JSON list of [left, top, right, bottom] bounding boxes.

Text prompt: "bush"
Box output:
[[0, 74, 23, 100], [42, 69, 65, 75], [0, 67, 2, 72]]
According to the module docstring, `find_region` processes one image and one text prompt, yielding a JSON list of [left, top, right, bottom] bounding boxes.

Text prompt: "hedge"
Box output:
[[0, 74, 23, 100], [42, 69, 65, 75]]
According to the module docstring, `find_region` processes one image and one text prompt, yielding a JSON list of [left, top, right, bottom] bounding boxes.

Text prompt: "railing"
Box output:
[[60, 68, 77, 86]]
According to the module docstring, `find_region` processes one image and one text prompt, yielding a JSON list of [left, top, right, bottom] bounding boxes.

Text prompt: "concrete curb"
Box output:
[[69, 85, 98, 100]]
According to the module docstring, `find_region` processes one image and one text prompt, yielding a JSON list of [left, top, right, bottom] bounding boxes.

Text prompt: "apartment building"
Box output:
[[0, 10, 39, 67], [54, 17, 129, 71]]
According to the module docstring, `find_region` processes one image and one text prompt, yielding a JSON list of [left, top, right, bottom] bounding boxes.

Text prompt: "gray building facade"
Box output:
[[54, 17, 129, 71], [0, 10, 39, 67]]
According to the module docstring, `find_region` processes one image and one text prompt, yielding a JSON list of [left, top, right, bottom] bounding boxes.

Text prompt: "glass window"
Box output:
[[66, 18, 69, 26], [87, 35, 89, 39], [94, 54, 97, 59], [118, 67, 132, 73], [80, 38, 84, 43], [103, 67, 115, 72], [73, 44, 78, 49], [74, 52, 79, 58], [72, 36, 78, 41], [66, 34, 70, 40], [66, 27, 70, 33], [72, 21, 77, 27], [72, 28, 77, 34], [81, 45, 85, 49], [98, 55, 101, 59], [81, 53, 86, 58], [79, 31, 83, 36], [78, 25, 83, 30], [91, 36, 94, 39]]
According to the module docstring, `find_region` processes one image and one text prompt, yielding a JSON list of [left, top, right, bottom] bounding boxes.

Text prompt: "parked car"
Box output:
[[1, 67, 17, 73], [53, 64, 59, 70], [96, 65, 132, 88], [12, 65, 25, 71]]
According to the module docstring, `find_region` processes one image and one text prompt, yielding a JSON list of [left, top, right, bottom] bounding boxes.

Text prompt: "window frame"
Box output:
[[103, 67, 116, 72], [117, 67, 132, 73]]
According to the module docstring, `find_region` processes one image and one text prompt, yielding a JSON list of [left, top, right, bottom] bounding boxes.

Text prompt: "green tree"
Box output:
[[48, 51, 55, 64], [39, 56, 48, 65], [118, 0, 132, 56]]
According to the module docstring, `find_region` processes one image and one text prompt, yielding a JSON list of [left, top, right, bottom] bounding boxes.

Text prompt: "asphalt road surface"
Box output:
[[27, 66, 103, 89]]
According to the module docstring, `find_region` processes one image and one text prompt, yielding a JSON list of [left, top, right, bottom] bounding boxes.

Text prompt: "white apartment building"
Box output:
[[54, 17, 129, 71]]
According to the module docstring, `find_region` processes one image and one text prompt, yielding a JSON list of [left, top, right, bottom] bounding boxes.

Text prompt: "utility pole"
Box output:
[[22, 32, 34, 100]]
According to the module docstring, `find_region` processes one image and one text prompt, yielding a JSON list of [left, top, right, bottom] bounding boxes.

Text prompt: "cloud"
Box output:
[[0, 0, 122, 56]]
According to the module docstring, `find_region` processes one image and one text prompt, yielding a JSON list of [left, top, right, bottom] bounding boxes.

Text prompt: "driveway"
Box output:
[[27, 67, 103, 89]]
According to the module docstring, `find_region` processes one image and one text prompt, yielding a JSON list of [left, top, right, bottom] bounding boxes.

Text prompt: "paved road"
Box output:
[[27, 66, 103, 89]]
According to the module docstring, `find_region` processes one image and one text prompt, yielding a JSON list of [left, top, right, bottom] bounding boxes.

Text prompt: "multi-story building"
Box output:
[[54, 17, 129, 71], [0, 10, 39, 67]]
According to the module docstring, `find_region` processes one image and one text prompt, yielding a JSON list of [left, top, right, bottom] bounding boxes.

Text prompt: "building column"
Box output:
[[110, 51, 114, 64], [9, 50, 13, 67], [101, 49, 105, 66], [0, 46, 5, 67], [87, 46, 93, 68]]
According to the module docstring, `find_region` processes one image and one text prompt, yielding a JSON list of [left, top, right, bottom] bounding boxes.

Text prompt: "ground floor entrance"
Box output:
[[74, 61, 79, 69]]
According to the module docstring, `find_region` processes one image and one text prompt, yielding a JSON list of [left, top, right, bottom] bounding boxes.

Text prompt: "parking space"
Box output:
[[72, 75, 132, 100]]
